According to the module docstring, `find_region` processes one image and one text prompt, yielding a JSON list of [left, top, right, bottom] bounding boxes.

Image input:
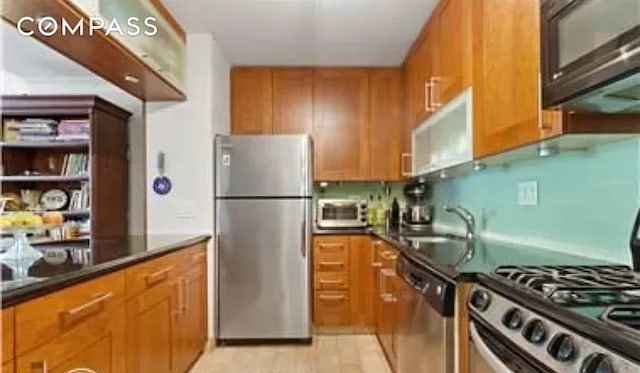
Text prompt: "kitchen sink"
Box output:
[[407, 236, 452, 244]]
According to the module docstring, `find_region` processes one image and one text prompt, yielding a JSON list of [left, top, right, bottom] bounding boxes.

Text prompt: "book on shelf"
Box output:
[[69, 183, 90, 211], [2, 117, 90, 143], [3, 118, 59, 142], [60, 153, 89, 176], [57, 119, 90, 141]]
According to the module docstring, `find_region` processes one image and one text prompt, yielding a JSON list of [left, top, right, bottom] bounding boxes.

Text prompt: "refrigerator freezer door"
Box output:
[[216, 198, 312, 340], [215, 135, 312, 198]]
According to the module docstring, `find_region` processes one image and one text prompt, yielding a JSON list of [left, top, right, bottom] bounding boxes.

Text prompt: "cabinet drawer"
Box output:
[[313, 237, 349, 269], [314, 254, 349, 272], [125, 254, 176, 298], [314, 272, 349, 290], [2, 308, 13, 365], [15, 271, 125, 356], [314, 291, 351, 326]]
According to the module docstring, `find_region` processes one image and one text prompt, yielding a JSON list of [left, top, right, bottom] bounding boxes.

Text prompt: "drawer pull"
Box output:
[[371, 261, 382, 268], [319, 280, 345, 285], [381, 252, 398, 260], [319, 261, 345, 265], [381, 268, 395, 277], [380, 294, 396, 303], [318, 294, 345, 301], [144, 267, 173, 287], [319, 244, 345, 250], [60, 292, 113, 325]]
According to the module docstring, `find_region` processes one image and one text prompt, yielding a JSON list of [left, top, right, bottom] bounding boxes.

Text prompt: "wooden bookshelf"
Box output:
[[1, 95, 131, 244]]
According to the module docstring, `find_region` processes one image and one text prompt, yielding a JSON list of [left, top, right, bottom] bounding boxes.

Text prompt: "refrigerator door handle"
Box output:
[[301, 203, 307, 259]]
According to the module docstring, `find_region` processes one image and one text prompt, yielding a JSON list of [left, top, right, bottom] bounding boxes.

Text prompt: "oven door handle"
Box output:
[[469, 322, 513, 373]]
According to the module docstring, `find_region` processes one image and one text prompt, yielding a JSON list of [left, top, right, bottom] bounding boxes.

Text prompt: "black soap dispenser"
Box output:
[[631, 208, 640, 271]]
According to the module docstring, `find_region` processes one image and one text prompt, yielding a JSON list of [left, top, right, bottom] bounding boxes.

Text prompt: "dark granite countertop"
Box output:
[[313, 227, 372, 235], [1, 234, 211, 308], [315, 226, 615, 281]]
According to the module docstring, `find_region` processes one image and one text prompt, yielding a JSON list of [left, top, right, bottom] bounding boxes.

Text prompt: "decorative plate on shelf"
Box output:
[[40, 189, 68, 211]]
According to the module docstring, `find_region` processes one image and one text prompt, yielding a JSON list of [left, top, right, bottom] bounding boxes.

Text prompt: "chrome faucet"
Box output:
[[443, 205, 476, 241]]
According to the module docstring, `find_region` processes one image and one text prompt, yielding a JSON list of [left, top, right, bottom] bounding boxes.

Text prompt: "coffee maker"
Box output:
[[402, 181, 433, 231]]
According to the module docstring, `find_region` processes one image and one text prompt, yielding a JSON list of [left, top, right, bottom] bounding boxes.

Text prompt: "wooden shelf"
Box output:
[[0, 175, 89, 182], [29, 235, 90, 245], [1, 210, 90, 217], [0, 141, 89, 149]]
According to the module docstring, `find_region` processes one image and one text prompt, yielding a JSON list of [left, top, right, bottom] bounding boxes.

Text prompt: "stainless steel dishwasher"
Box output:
[[396, 254, 456, 373]]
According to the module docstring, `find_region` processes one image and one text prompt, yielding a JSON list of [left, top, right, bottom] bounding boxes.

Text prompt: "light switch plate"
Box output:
[[518, 181, 538, 206], [177, 200, 196, 219]]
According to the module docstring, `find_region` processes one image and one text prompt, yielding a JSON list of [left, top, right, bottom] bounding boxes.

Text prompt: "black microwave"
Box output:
[[541, 0, 640, 113]]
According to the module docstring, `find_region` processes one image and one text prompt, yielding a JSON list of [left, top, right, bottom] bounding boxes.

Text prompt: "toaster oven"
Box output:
[[316, 198, 368, 228]]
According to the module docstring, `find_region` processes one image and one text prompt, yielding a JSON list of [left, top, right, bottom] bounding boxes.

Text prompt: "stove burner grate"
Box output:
[[494, 265, 640, 306], [601, 305, 640, 337]]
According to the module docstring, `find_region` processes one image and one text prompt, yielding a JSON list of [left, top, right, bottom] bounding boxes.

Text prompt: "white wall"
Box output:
[[146, 34, 230, 338]]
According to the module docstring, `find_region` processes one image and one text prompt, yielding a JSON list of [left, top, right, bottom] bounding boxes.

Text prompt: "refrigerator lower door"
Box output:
[[216, 198, 312, 340]]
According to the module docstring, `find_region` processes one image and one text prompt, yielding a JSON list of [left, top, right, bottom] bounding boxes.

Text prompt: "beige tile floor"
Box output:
[[190, 334, 392, 373]]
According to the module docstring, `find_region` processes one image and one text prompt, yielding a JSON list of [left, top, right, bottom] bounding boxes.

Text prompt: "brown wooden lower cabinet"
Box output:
[[2, 307, 14, 371], [125, 270, 175, 373], [314, 290, 352, 327], [172, 254, 208, 373], [3, 242, 208, 373], [373, 240, 400, 370], [14, 272, 127, 373], [313, 235, 376, 331]]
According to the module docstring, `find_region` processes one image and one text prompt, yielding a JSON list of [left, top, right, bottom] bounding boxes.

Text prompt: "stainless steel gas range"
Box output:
[[468, 265, 640, 373]]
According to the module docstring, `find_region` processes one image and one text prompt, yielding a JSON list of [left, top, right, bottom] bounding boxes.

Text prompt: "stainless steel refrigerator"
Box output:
[[214, 134, 312, 342]]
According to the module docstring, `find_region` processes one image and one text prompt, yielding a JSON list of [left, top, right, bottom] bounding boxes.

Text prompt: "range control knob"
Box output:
[[522, 319, 547, 344], [547, 333, 577, 362], [502, 308, 524, 330], [469, 290, 491, 311], [580, 353, 613, 373]]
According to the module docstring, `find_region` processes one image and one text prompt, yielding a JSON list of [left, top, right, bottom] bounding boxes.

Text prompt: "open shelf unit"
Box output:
[[1, 95, 132, 243]]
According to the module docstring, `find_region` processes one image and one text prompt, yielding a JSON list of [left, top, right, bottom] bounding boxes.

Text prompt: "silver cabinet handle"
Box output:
[[401, 153, 412, 177], [182, 278, 189, 313], [174, 278, 184, 316], [431, 76, 442, 109], [425, 80, 435, 112]]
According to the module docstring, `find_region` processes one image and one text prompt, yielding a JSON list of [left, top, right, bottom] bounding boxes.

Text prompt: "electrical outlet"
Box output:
[[518, 181, 538, 206]]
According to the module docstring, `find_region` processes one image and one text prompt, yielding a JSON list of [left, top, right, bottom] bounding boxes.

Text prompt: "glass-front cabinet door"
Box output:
[[69, 0, 186, 92]]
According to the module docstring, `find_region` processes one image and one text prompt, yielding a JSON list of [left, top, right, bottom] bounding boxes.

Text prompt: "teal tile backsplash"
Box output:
[[431, 138, 640, 264], [313, 182, 406, 204]]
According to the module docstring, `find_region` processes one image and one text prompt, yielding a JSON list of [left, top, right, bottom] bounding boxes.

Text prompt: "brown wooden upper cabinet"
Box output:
[[369, 69, 405, 180], [471, 0, 544, 158], [403, 0, 570, 160], [313, 68, 370, 181], [2, 0, 186, 101], [230, 67, 406, 181], [231, 68, 274, 134], [272, 68, 314, 134], [405, 0, 472, 129]]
